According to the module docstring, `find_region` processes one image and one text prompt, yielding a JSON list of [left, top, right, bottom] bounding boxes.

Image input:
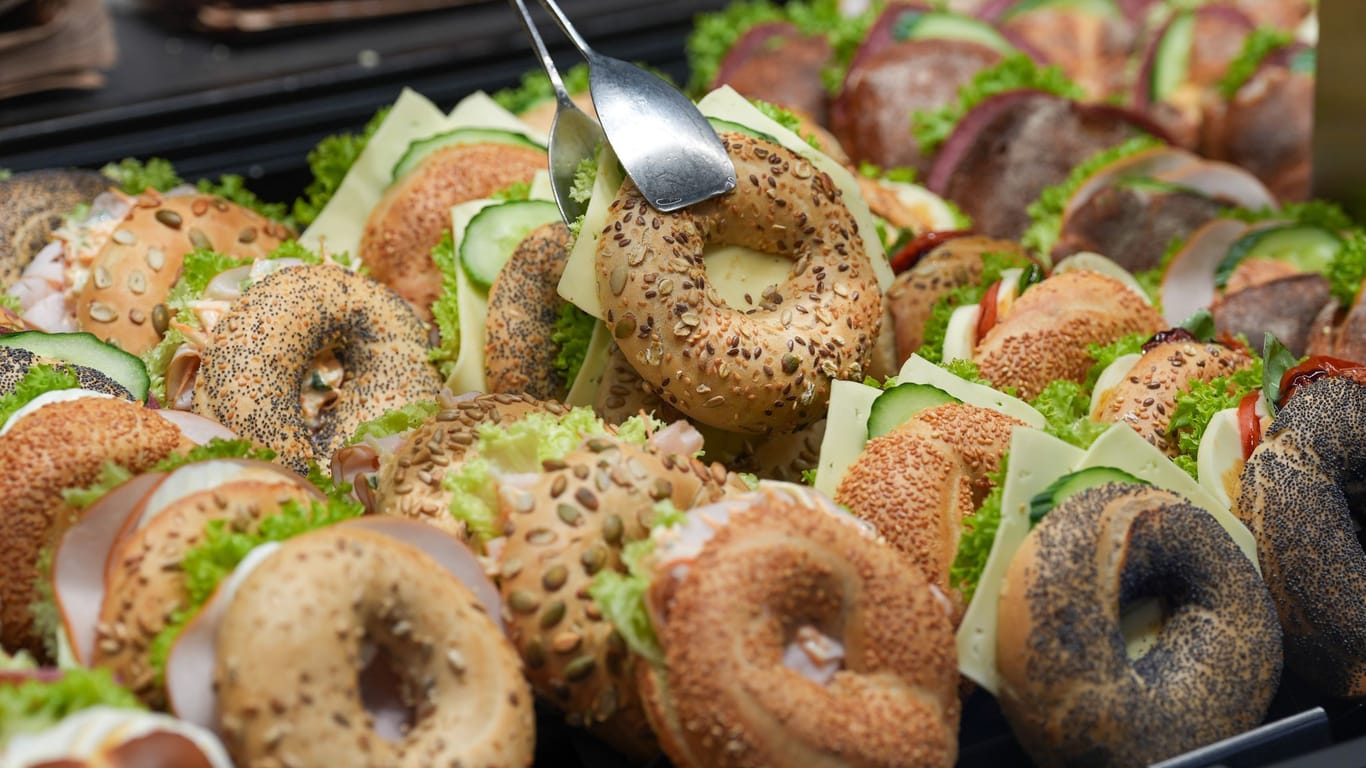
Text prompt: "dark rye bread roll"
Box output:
[[1237, 372, 1366, 696], [998, 483, 1281, 768]]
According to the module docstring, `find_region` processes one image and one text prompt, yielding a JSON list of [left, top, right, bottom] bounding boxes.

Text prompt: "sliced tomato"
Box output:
[[1237, 391, 1262, 460], [1278, 355, 1366, 409], [889, 229, 971, 273], [976, 280, 1002, 343]]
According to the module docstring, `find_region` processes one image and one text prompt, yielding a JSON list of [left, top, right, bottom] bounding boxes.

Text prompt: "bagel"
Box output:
[[214, 526, 536, 768], [1093, 338, 1254, 455], [1236, 372, 1366, 696], [0, 346, 132, 400], [77, 193, 289, 355], [997, 483, 1281, 767], [0, 169, 111, 282], [976, 270, 1166, 400], [639, 485, 961, 768], [597, 131, 883, 435], [885, 236, 1027, 364], [593, 344, 685, 426], [835, 402, 1022, 601], [485, 221, 574, 399], [359, 142, 546, 319], [373, 392, 568, 540], [93, 473, 321, 706], [495, 436, 743, 760], [192, 263, 441, 473], [0, 397, 182, 656]]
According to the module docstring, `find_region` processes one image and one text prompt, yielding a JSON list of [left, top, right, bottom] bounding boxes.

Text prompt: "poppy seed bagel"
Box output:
[[485, 222, 575, 400], [997, 483, 1281, 767], [214, 526, 536, 768], [0, 169, 111, 284], [0, 397, 182, 656], [192, 263, 441, 473], [1236, 372, 1366, 696], [0, 346, 132, 400]]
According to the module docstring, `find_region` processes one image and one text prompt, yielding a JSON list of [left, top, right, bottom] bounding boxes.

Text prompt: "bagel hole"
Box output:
[[1118, 596, 1170, 661], [358, 640, 416, 742], [702, 245, 795, 310], [302, 347, 344, 431], [781, 623, 846, 685]]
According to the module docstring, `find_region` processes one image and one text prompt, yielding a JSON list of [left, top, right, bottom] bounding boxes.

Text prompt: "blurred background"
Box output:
[[0, 0, 729, 199]]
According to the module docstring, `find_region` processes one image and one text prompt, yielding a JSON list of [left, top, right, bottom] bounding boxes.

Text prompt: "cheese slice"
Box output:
[[812, 379, 883, 498], [445, 199, 499, 394], [897, 354, 1044, 428], [958, 427, 1083, 693], [301, 89, 538, 262]]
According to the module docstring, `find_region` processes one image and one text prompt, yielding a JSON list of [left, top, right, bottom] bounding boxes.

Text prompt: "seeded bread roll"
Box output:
[[76, 193, 289, 355], [485, 222, 575, 400], [0, 168, 111, 281]]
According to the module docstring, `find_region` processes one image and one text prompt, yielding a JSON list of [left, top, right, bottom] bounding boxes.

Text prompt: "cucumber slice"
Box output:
[[1027, 465, 1148, 525], [1214, 224, 1343, 290], [895, 11, 1017, 56], [707, 118, 780, 145], [459, 200, 562, 291], [1151, 12, 1196, 103], [391, 128, 545, 182], [867, 382, 961, 439], [0, 331, 149, 401]]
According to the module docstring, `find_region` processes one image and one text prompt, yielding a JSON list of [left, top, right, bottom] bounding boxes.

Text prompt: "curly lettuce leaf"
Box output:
[[1021, 135, 1165, 258], [429, 230, 461, 378], [1083, 332, 1149, 391], [147, 495, 362, 680], [491, 180, 532, 203], [949, 452, 1009, 604], [292, 106, 390, 227], [800, 467, 818, 485], [917, 251, 1028, 364], [347, 400, 437, 446], [687, 0, 792, 95], [493, 65, 592, 114], [140, 326, 185, 407], [0, 293, 20, 312], [1030, 380, 1107, 449], [0, 668, 143, 746], [912, 54, 1085, 156], [1217, 28, 1294, 99], [101, 158, 182, 194], [551, 303, 596, 387], [29, 547, 63, 660], [1326, 229, 1366, 307], [0, 364, 79, 428], [61, 462, 134, 510], [1168, 357, 1264, 477], [751, 99, 821, 150], [1224, 200, 1357, 234], [613, 412, 666, 446], [588, 500, 684, 665], [570, 152, 599, 205]]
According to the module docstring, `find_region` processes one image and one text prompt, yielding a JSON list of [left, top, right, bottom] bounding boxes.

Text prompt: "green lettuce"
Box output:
[[293, 105, 390, 227], [941, 358, 992, 387], [347, 400, 438, 446], [1224, 199, 1356, 233], [1021, 135, 1166, 259], [1030, 379, 1107, 449], [140, 326, 185, 407], [1083, 332, 1149, 391], [491, 180, 532, 202], [0, 667, 143, 746], [858, 161, 917, 184], [101, 158, 182, 194], [587, 500, 685, 665], [1167, 357, 1264, 477], [0, 293, 20, 312], [492, 65, 592, 114], [917, 251, 1028, 364], [196, 174, 290, 225], [1217, 28, 1294, 99], [551, 304, 596, 387], [800, 467, 818, 485], [147, 495, 362, 681], [61, 439, 276, 510], [570, 152, 599, 205], [0, 365, 79, 428], [948, 452, 1009, 604], [429, 230, 461, 378], [1326, 230, 1366, 307], [751, 99, 821, 150], [911, 54, 1085, 156]]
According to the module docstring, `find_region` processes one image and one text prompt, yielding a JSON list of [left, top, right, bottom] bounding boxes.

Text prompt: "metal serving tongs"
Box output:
[[506, 0, 736, 223]]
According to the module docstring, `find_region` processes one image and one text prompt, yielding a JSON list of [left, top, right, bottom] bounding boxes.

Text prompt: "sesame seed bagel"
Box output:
[[835, 403, 1023, 603], [485, 222, 573, 399], [975, 270, 1165, 400], [597, 132, 883, 435], [1236, 373, 1366, 696], [373, 393, 568, 541], [639, 485, 961, 768], [997, 483, 1281, 768], [495, 437, 745, 760], [192, 263, 441, 473], [360, 143, 547, 319], [0, 168, 111, 281], [1093, 339, 1254, 455], [0, 397, 182, 656], [77, 193, 289, 355], [214, 526, 535, 768], [94, 474, 322, 706]]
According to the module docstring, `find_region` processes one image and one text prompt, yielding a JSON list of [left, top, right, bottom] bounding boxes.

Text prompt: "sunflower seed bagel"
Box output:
[[1236, 372, 1366, 697], [215, 526, 535, 768], [596, 132, 883, 435], [193, 264, 441, 473], [495, 436, 746, 759], [374, 393, 568, 541]]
